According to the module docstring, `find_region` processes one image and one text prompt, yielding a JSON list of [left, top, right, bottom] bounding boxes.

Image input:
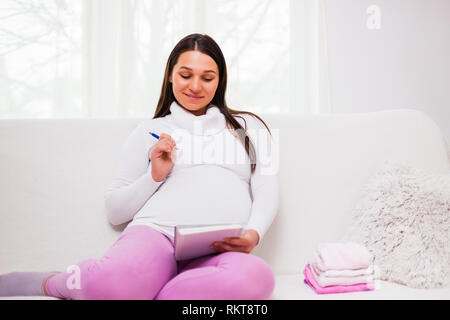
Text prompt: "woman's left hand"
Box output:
[[211, 229, 260, 254]]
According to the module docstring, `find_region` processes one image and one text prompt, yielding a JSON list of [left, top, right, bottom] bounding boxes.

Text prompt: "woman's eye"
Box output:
[[180, 74, 214, 82]]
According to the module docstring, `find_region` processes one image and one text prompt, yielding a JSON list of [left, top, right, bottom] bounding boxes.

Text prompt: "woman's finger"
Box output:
[[159, 133, 171, 140], [212, 242, 234, 252], [157, 141, 173, 152], [224, 237, 247, 246], [159, 134, 176, 147], [212, 241, 252, 254]]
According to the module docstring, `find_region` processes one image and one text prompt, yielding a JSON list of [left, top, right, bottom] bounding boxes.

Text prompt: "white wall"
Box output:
[[325, 0, 450, 141]]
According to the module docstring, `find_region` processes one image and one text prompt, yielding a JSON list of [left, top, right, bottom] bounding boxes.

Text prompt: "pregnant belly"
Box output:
[[139, 165, 252, 225]]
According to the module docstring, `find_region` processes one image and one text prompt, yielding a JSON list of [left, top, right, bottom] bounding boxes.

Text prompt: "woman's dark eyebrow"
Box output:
[[179, 66, 216, 74]]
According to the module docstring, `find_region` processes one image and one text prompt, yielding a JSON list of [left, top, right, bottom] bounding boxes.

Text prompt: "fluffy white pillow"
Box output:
[[342, 160, 450, 289]]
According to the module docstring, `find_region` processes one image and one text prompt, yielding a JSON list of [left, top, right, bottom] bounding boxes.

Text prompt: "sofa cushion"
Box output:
[[2, 276, 450, 300], [1, 110, 449, 299], [252, 110, 450, 275], [343, 160, 450, 289]]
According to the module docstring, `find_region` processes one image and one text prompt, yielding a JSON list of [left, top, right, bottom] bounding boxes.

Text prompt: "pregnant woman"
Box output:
[[0, 33, 279, 300]]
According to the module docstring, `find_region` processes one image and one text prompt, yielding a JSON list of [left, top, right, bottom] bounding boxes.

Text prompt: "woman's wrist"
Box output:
[[243, 229, 260, 247]]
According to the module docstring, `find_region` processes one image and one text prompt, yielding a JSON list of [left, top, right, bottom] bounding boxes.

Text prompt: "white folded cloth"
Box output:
[[310, 262, 374, 287], [309, 258, 374, 277], [314, 242, 373, 271]]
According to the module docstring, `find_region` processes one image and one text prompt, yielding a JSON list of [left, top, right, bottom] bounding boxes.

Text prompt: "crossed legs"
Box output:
[[44, 225, 274, 300]]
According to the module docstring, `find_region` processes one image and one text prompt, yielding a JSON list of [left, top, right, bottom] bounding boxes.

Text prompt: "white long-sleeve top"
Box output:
[[104, 101, 279, 242]]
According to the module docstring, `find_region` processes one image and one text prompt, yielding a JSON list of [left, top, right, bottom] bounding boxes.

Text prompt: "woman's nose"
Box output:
[[189, 77, 201, 92]]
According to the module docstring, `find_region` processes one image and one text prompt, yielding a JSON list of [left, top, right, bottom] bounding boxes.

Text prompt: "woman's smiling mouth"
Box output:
[[184, 93, 204, 100]]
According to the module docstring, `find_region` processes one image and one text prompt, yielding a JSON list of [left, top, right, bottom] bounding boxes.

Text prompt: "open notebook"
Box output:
[[174, 223, 243, 260]]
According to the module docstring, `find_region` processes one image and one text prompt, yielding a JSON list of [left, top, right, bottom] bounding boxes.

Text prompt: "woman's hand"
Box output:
[[150, 133, 176, 182], [211, 229, 260, 254]]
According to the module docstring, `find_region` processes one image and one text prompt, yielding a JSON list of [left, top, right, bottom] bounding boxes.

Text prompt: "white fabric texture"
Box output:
[[313, 242, 373, 271], [343, 160, 450, 289], [309, 264, 374, 277], [309, 263, 374, 287], [105, 101, 279, 242]]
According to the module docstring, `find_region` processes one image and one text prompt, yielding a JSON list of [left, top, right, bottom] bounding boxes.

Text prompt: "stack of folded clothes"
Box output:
[[303, 242, 375, 294]]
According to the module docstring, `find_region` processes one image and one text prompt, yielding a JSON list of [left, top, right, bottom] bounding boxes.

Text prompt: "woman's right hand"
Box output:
[[150, 133, 176, 182]]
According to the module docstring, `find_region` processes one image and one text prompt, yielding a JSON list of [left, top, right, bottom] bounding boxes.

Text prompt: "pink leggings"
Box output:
[[45, 225, 275, 300]]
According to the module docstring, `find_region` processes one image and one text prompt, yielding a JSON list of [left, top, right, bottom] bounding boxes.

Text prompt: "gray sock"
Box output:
[[0, 271, 59, 297]]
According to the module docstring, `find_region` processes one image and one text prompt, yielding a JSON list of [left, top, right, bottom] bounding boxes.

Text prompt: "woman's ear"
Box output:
[[169, 74, 172, 83]]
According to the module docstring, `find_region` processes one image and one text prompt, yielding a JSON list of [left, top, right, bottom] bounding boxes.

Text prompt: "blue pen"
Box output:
[[149, 132, 179, 149], [149, 132, 160, 139]]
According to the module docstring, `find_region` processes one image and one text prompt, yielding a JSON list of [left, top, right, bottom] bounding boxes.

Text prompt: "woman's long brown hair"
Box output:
[[154, 33, 271, 174]]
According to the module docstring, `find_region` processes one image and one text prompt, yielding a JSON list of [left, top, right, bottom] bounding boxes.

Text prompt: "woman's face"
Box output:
[[169, 50, 219, 116]]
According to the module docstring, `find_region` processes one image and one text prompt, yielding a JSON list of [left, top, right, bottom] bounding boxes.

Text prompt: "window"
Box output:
[[0, 0, 329, 118]]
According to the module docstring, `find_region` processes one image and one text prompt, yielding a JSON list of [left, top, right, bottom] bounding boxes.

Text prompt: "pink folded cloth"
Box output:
[[315, 242, 373, 271], [303, 264, 375, 294]]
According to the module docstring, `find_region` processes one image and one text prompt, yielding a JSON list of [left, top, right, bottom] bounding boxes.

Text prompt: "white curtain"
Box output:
[[0, 0, 330, 119]]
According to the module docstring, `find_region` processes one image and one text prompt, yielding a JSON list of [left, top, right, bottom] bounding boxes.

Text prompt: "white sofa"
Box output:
[[1, 109, 449, 300]]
